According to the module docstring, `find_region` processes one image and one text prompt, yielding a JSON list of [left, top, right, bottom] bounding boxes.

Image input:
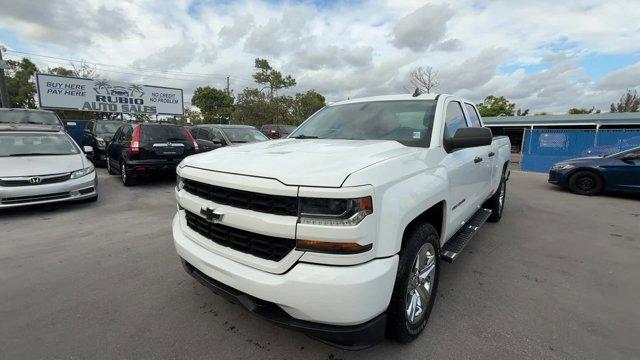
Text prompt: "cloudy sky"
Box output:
[[1, 0, 639, 113]]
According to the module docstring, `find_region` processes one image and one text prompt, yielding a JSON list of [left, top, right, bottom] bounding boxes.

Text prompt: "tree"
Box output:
[[568, 107, 600, 114], [175, 107, 204, 125], [516, 108, 530, 116], [610, 90, 639, 113], [409, 66, 439, 94], [5, 58, 38, 108], [292, 90, 325, 120], [191, 86, 235, 123], [252, 58, 296, 99], [476, 95, 516, 117]]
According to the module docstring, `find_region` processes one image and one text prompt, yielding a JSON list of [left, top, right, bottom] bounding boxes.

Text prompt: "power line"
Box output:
[[5, 49, 257, 83]]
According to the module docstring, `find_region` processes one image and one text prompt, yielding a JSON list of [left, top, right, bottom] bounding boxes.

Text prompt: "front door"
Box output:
[[442, 100, 488, 236]]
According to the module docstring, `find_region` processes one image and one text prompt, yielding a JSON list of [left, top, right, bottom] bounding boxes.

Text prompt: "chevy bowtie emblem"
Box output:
[[200, 206, 223, 223]]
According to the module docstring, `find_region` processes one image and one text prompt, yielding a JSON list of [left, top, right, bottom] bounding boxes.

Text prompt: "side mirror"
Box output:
[[83, 146, 94, 154], [444, 127, 493, 152], [212, 139, 223, 145]]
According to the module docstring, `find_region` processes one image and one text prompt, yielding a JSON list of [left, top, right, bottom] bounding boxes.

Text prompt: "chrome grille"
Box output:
[[184, 210, 295, 261], [183, 179, 298, 217]]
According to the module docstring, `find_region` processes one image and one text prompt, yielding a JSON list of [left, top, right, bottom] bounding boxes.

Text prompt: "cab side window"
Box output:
[[444, 101, 468, 138], [464, 103, 482, 127]]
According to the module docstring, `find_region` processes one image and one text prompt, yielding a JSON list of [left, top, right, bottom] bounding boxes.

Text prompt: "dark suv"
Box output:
[[82, 120, 123, 166], [260, 124, 296, 139], [106, 123, 198, 186]]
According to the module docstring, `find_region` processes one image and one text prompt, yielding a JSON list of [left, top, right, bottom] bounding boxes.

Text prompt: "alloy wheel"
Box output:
[[406, 243, 436, 324]]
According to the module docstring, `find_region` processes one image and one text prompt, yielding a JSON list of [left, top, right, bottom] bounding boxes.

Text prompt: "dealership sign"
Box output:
[[36, 73, 184, 115]]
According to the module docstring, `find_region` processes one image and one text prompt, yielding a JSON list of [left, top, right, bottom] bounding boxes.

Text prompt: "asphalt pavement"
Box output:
[[1, 170, 639, 359]]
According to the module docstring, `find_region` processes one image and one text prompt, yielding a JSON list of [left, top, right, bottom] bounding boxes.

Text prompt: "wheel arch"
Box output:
[[400, 200, 446, 253]]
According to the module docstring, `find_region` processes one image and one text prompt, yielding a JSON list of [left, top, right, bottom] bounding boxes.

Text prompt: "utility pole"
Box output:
[[0, 47, 11, 108]]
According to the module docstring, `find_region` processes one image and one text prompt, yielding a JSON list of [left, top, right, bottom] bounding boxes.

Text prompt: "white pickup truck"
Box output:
[[173, 93, 510, 348]]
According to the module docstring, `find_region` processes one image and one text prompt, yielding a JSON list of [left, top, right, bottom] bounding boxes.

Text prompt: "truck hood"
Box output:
[[183, 139, 417, 187], [0, 154, 85, 177]]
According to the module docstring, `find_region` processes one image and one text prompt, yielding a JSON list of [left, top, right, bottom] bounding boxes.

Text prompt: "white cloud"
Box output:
[[1, 0, 639, 113], [391, 3, 455, 52]]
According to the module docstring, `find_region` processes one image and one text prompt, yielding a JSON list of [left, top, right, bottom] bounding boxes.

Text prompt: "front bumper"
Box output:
[[180, 258, 387, 349], [172, 212, 398, 345], [548, 169, 568, 186], [0, 172, 98, 208]]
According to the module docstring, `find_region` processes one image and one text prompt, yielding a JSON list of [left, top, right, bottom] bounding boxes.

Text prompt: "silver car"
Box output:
[[0, 125, 98, 208]]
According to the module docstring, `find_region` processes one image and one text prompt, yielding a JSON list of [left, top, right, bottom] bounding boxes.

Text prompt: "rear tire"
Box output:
[[386, 223, 440, 343], [485, 170, 507, 223], [121, 161, 134, 187], [568, 170, 603, 196]]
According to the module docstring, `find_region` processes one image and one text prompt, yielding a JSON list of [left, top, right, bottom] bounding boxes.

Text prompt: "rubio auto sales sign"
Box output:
[[36, 73, 184, 115]]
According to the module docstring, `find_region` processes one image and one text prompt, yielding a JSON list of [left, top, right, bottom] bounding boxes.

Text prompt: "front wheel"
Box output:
[[568, 170, 603, 196], [386, 223, 440, 343]]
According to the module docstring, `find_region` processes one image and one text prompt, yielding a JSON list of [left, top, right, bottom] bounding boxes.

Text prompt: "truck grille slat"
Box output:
[[183, 179, 298, 217], [185, 210, 295, 261]]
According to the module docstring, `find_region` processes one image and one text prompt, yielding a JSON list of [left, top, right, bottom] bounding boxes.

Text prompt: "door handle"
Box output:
[[488, 151, 495, 157], [474, 157, 483, 163]]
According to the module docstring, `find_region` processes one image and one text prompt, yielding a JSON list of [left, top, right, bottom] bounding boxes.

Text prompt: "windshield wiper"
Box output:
[[291, 134, 319, 139]]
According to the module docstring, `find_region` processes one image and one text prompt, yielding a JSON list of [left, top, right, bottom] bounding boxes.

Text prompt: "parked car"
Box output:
[[0, 108, 64, 129], [173, 94, 511, 347], [82, 120, 124, 166], [191, 124, 268, 152], [260, 124, 297, 139], [549, 145, 640, 195], [0, 124, 98, 208], [106, 123, 198, 186]]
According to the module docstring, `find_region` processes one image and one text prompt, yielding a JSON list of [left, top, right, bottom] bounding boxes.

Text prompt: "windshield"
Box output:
[[606, 145, 640, 158], [222, 128, 269, 143], [0, 111, 61, 125], [289, 100, 437, 147], [0, 133, 79, 157], [95, 122, 122, 135], [141, 125, 189, 142]]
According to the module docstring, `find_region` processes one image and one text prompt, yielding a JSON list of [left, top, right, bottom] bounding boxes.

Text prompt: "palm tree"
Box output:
[[128, 84, 144, 97], [93, 80, 111, 94]]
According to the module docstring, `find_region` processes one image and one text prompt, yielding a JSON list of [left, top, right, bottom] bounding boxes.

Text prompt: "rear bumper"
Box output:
[[126, 159, 182, 174], [181, 258, 387, 349], [0, 172, 98, 208]]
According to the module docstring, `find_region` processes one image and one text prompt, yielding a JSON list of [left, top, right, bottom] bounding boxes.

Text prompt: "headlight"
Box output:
[[96, 138, 106, 149], [298, 196, 373, 226], [70, 165, 95, 179], [176, 174, 185, 191], [552, 163, 575, 170]]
